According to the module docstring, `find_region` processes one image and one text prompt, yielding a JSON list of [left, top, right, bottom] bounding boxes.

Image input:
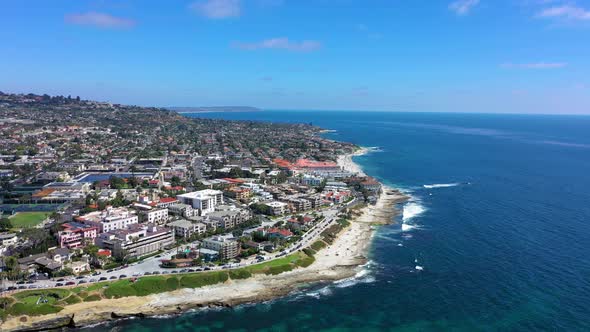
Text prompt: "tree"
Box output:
[[170, 175, 181, 187], [0, 217, 12, 231], [83, 244, 99, 258], [228, 167, 243, 179]]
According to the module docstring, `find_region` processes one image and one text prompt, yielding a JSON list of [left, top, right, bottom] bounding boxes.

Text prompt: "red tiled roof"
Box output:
[[295, 159, 338, 168], [159, 197, 178, 203]]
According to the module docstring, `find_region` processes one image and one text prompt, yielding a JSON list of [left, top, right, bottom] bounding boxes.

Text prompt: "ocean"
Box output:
[[89, 111, 590, 331]]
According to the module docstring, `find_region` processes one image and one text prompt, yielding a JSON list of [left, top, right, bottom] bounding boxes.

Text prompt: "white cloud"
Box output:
[[64, 12, 135, 29], [500, 62, 568, 69], [190, 0, 241, 19], [536, 4, 590, 20], [233, 38, 322, 52], [449, 0, 480, 15]]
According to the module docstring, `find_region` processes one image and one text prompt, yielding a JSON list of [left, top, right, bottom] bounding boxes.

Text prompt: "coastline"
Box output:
[[2, 148, 408, 331]]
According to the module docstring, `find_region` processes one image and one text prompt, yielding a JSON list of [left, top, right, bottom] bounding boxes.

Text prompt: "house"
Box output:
[[156, 197, 178, 208], [0, 233, 18, 247], [360, 177, 381, 192], [50, 248, 73, 263], [265, 228, 294, 239], [67, 260, 90, 275]]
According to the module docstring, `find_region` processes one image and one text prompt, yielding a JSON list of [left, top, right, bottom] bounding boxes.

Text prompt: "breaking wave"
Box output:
[[402, 202, 426, 222], [423, 183, 459, 189]]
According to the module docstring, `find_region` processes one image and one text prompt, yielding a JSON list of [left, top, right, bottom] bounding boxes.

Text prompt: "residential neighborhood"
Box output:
[[0, 92, 382, 291]]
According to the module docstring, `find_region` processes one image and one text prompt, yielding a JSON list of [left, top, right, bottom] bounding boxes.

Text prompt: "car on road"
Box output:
[[16, 281, 25, 285], [119, 274, 127, 279], [99, 277, 107, 281], [144, 272, 152, 276], [92, 272, 101, 276], [171, 270, 178, 274], [75, 276, 84, 279], [56, 283, 63, 287], [152, 271, 160, 275], [65, 281, 75, 286], [57, 278, 65, 282], [179, 269, 188, 273], [78, 280, 87, 284], [18, 286, 26, 290], [109, 276, 117, 280]]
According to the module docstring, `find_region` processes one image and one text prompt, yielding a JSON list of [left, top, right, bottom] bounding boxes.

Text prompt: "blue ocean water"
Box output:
[[91, 111, 590, 331]]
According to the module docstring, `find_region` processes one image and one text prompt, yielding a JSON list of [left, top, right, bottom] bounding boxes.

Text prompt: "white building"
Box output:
[[139, 208, 168, 225], [168, 203, 194, 218], [167, 219, 207, 239], [177, 189, 224, 216], [265, 201, 289, 216], [77, 207, 138, 233]]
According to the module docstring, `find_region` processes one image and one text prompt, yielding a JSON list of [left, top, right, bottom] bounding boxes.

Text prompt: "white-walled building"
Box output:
[[77, 207, 138, 233], [177, 189, 224, 216], [265, 201, 289, 216]]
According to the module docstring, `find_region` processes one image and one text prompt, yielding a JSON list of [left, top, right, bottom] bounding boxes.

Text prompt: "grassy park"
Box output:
[[0, 252, 315, 320], [8, 212, 49, 228]]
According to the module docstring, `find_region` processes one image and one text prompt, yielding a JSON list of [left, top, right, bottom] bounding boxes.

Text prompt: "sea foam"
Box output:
[[402, 202, 426, 222], [423, 183, 459, 189]]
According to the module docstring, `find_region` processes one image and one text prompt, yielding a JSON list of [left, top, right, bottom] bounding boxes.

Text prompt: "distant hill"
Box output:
[[168, 106, 262, 113]]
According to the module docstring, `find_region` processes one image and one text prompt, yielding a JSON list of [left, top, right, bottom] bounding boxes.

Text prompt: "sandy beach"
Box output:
[[337, 147, 369, 177], [2, 150, 407, 331]]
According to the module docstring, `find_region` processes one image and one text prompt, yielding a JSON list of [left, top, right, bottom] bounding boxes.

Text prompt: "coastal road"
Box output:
[[1, 202, 352, 292]]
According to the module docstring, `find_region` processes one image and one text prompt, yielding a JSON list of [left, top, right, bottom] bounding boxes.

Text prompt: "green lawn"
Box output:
[[9, 212, 49, 228], [2, 251, 315, 318]]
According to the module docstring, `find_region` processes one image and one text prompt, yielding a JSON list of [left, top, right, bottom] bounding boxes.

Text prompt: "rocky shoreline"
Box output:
[[2, 149, 408, 332]]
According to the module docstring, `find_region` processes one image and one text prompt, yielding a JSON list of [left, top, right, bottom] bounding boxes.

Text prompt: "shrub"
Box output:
[[179, 272, 228, 288], [130, 277, 171, 296], [103, 280, 137, 299], [83, 295, 102, 302], [229, 269, 252, 280], [303, 248, 316, 257], [311, 240, 327, 251], [8, 303, 63, 316], [63, 295, 81, 305], [266, 264, 293, 275], [296, 256, 315, 268], [165, 277, 179, 291]]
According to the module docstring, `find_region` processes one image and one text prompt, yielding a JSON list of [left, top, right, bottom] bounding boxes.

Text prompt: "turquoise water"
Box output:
[[88, 111, 590, 331]]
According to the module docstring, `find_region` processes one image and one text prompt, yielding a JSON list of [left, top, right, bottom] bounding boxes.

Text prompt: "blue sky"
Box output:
[[1, 0, 589, 113]]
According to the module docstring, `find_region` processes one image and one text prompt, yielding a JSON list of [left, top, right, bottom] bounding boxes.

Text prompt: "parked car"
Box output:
[[99, 277, 107, 281], [78, 280, 87, 284], [152, 271, 160, 275], [65, 281, 75, 286], [109, 276, 117, 280], [119, 274, 127, 279], [56, 283, 63, 287]]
